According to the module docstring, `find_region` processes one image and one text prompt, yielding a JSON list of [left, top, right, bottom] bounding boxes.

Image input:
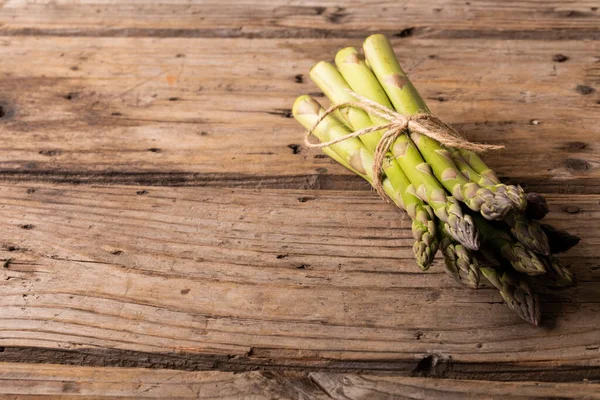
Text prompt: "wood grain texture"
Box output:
[[0, 363, 330, 399], [310, 373, 600, 400], [0, 0, 599, 393], [0, 0, 599, 39], [0, 363, 598, 399], [0, 184, 598, 381], [0, 36, 597, 192]]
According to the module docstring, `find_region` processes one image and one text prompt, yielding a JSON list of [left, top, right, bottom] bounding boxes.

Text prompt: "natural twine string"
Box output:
[[304, 90, 504, 202]]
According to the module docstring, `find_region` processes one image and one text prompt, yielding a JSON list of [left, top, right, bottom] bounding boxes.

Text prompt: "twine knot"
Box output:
[[304, 90, 503, 202]]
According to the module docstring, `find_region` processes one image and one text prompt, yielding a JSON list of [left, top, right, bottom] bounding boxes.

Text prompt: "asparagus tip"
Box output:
[[449, 214, 480, 251]]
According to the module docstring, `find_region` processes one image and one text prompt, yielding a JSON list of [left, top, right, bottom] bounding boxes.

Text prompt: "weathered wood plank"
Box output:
[[0, 37, 598, 192], [0, 0, 599, 39], [0, 363, 598, 399], [310, 373, 600, 399], [0, 184, 598, 381], [0, 363, 329, 399]]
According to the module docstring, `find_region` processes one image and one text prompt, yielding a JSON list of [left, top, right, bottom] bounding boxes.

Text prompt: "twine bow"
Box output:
[[304, 90, 504, 202]]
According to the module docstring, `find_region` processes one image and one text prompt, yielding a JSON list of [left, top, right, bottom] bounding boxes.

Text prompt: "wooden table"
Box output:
[[0, 1, 599, 398]]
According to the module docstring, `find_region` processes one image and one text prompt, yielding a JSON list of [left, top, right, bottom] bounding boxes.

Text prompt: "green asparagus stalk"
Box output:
[[361, 35, 514, 221], [452, 149, 551, 254], [359, 34, 549, 253], [309, 62, 439, 269], [503, 211, 550, 256], [332, 47, 479, 250], [292, 95, 439, 269], [471, 214, 546, 275], [457, 149, 501, 185], [309, 61, 382, 152], [450, 149, 527, 211], [438, 222, 480, 289], [534, 257, 576, 288], [455, 152, 550, 255], [480, 267, 541, 325]]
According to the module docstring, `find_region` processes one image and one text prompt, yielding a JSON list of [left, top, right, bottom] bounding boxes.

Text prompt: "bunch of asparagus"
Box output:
[[292, 34, 580, 325]]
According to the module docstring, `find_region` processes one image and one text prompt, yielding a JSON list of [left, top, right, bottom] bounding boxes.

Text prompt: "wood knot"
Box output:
[[39, 149, 62, 157], [0, 102, 14, 121], [564, 158, 590, 172], [564, 206, 580, 214], [288, 144, 301, 154], [575, 85, 595, 95], [412, 354, 451, 378], [64, 92, 79, 101], [324, 7, 349, 24], [561, 141, 587, 151], [394, 27, 415, 38], [553, 54, 568, 62]]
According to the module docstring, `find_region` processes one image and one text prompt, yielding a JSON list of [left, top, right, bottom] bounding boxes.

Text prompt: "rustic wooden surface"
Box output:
[[2, 363, 600, 400], [0, 0, 599, 398]]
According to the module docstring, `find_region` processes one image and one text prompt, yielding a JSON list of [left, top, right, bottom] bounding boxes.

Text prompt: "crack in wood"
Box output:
[[0, 347, 598, 382], [0, 170, 596, 193], [0, 27, 598, 40]]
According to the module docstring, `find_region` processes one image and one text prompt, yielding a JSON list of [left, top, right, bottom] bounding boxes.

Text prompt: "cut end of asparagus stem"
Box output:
[[335, 46, 362, 67], [293, 95, 321, 117], [309, 61, 353, 104], [363, 34, 407, 74], [334, 46, 394, 112], [363, 34, 429, 115]]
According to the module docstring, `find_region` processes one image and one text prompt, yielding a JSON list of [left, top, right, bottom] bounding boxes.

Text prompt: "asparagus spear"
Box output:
[[534, 257, 576, 289], [457, 149, 501, 185], [309, 62, 439, 269], [450, 149, 527, 211], [471, 214, 546, 275], [438, 222, 480, 289], [440, 217, 541, 324], [480, 267, 541, 325], [292, 95, 439, 269], [359, 34, 550, 253], [361, 35, 514, 221], [455, 151, 550, 255], [332, 47, 479, 250], [526, 192, 549, 220], [309, 61, 382, 152], [503, 211, 550, 256]]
